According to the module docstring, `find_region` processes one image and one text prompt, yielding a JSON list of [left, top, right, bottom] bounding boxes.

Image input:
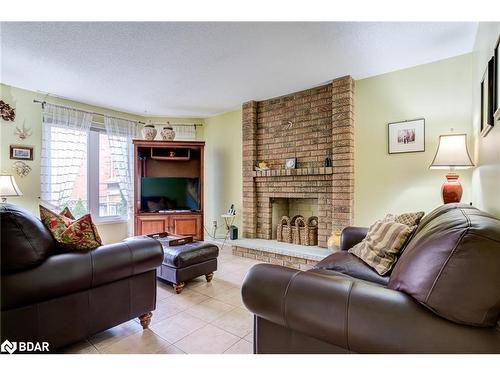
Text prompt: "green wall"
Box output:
[[354, 53, 474, 225], [202, 109, 243, 237]]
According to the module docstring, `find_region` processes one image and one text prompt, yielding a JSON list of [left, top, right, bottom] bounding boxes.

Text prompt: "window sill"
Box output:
[[93, 218, 128, 225]]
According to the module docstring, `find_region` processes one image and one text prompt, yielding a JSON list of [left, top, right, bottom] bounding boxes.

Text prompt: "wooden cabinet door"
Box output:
[[169, 215, 202, 239], [137, 217, 167, 235]]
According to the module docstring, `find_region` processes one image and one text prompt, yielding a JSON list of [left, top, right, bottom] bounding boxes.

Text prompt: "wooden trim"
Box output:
[[133, 139, 205, 147]]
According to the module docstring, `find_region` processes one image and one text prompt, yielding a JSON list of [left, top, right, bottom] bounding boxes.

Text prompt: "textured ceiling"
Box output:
[[0, 22, 478, 117]]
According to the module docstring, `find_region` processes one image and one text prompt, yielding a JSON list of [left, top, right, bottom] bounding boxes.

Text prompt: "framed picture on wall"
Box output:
[[494, 35, 500, 121], [9, 145, 34, 160], [388, 118, 425, 154], [480, 56, 495, 137]]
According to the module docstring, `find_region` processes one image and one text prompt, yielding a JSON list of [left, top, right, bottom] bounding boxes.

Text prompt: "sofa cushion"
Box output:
[[40, 205, 102, 251], [1, 203, 54, 274], [388, 204, 500, 327], [314, 251, 389, 285], [160, 241, 219, 268]]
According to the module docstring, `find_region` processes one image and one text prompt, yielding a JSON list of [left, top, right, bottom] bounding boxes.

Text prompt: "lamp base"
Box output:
[[442, 173, 463, 204]]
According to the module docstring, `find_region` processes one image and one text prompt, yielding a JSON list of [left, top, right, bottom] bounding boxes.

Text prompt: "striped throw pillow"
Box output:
[[348, 220, 415, 275]]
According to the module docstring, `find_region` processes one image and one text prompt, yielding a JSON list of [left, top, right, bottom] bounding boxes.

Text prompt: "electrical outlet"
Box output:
[[212, 220, 218, 228]]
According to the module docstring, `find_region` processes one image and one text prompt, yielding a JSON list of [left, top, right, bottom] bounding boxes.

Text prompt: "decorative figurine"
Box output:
[[12, 161, 31, 177], [0, 100, 16, 121], [256, 161, 270, 171], [14, 121, 33, 140], [324, 151, 332, 167]]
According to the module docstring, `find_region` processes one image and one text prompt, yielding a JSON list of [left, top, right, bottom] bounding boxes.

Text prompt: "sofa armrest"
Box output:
[[92, 236, 164, 286], [340, 226, 368, 250], [242, 264, 500, 353], [1, 236, 163, 310]]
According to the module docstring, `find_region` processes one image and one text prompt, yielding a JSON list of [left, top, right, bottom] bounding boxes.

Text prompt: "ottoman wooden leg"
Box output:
[[139, 312, 152, 329], [173, 282, 185, 294], [205, 272, 214, 283]]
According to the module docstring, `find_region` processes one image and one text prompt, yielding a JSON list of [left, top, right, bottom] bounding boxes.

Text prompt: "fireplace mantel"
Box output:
[[252, 167, 334, 178]]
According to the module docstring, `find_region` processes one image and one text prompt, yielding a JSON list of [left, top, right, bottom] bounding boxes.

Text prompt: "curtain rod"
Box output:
[[33, 100, 204, 127], [33, 99, 146, 125]]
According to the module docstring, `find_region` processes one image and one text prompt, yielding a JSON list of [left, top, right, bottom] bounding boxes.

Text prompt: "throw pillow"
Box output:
[[39, 205, 102, 251], [60, 206, 75, 220], [348, 219, 415, 275], [59, 206, 102, 245], [382, 211, 425, 226], [394, 211, 425, 227]]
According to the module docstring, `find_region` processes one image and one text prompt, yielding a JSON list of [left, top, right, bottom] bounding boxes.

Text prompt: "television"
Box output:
[[141, 177, 200, 212]]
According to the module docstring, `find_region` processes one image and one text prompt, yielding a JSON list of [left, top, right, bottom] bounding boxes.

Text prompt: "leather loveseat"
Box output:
[[0, 203, 164, 351], [242, 204, 500, 353]]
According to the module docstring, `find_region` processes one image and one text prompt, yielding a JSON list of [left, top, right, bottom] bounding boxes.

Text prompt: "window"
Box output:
[[60, 127, 127, 223], [89, 128, 128, 222], [44, 125, 89, 217]]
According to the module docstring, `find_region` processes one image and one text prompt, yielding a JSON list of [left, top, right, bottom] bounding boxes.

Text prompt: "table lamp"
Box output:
[[429, 134, 474, 204], [0, 174, 23, 202]]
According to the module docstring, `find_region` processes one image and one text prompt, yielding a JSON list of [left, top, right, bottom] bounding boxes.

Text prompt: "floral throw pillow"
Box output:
[[39, 205, 102, 251], [58, 205, 102, 245], [60, 206, 75, 220]]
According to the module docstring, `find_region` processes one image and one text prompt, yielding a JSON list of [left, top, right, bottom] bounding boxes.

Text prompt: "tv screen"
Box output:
[[141, 177, 200, 212]]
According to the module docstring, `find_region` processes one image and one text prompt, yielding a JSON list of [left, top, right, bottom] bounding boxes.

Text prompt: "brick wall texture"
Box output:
[[242, 76, 355, 248]]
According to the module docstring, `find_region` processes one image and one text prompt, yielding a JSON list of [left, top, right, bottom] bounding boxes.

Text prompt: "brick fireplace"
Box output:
[[241, 76, 355, 248]]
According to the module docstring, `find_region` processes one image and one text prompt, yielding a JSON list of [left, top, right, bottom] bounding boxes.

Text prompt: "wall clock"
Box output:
[[285, 158, 296, 169]]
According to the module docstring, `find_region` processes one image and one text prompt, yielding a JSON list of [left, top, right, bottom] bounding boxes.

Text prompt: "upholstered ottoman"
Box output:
[[156, 241, 219, 293]]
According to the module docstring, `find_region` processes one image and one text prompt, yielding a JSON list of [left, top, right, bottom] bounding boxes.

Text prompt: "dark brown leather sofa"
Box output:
[[242, 204, 500, 353], [1, 203, 164, 351]]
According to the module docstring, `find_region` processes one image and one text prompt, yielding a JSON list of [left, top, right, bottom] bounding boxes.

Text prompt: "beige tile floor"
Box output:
[[61, 244, 259, 354]]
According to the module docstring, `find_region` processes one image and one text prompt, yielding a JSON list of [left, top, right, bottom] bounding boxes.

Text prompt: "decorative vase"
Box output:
[[441, 173, 463, 203], [160, 125, 176, 141], [142, 124, 157, 140]]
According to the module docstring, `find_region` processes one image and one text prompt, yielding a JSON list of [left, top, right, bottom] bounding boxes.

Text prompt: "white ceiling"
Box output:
[[0, 22, 478, 117]]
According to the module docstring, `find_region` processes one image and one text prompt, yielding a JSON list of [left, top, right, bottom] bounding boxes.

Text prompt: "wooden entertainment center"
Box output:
[[133, 140, 205, 240]]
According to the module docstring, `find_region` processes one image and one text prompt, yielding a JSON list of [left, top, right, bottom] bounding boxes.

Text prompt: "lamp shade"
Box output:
[[429, 134, 474, 169], [0, 174, 23, 197]]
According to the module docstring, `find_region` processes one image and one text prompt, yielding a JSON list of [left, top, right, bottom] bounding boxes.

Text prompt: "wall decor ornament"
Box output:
[[480, 56, 495, 137], [12, 161, 31, 177], [160, 122, 176, 140], [255, 161, 270, 171], [10, 145, 34, 161], [388, 118, 425, 154], [14, 121, 33, 140], [142, 124, 157, 140], [0, 100, 16, 121]]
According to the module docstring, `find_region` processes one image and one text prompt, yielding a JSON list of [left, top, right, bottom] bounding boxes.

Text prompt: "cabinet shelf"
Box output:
[[150, 148, 191, 161]]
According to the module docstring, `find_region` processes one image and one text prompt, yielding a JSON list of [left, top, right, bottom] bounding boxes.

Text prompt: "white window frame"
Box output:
[[87, 126, 127, 224]]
